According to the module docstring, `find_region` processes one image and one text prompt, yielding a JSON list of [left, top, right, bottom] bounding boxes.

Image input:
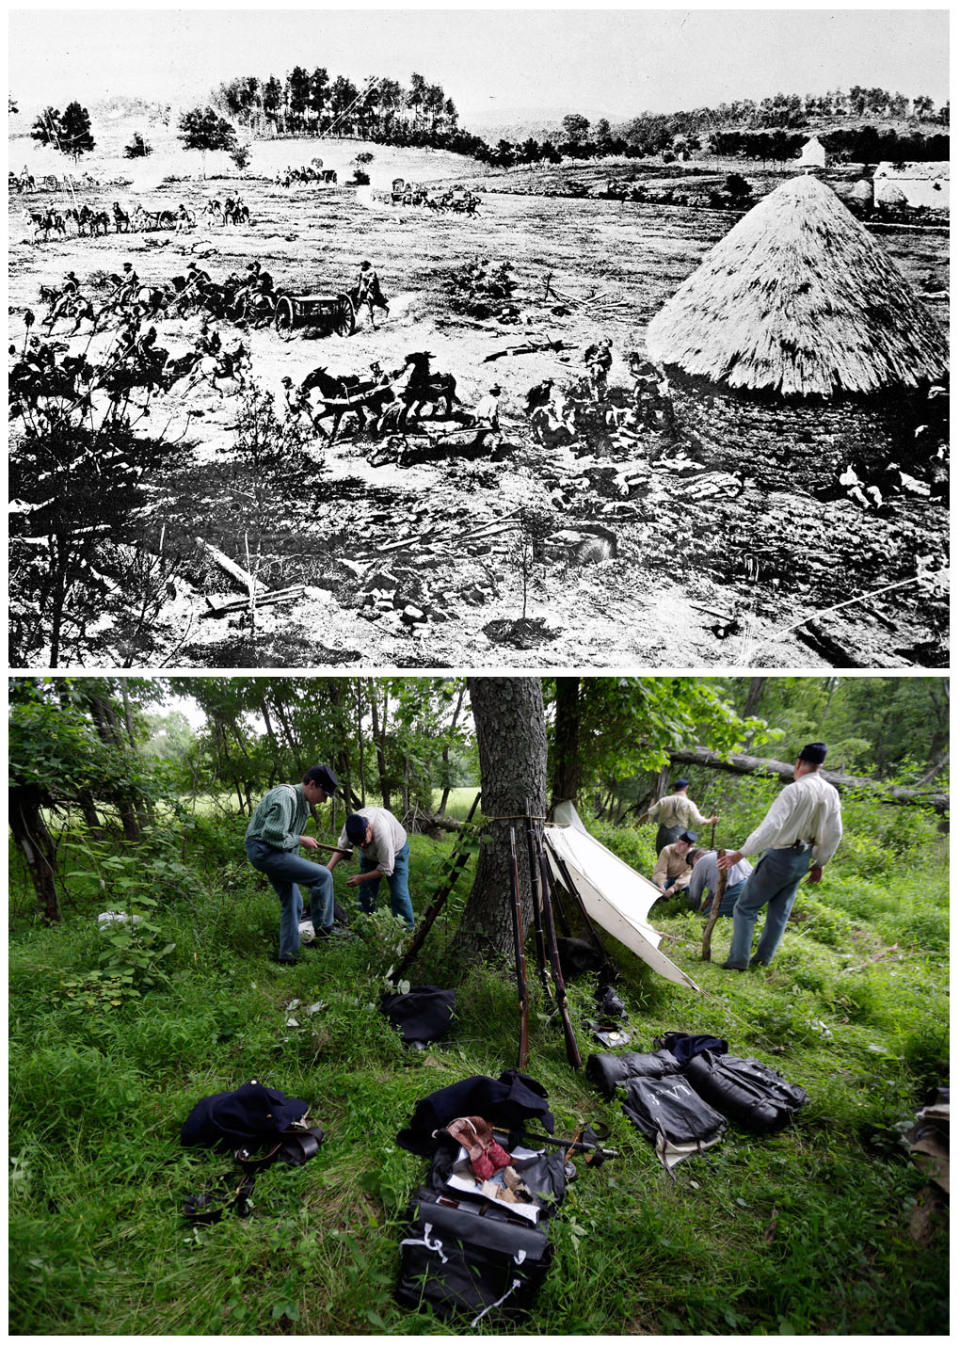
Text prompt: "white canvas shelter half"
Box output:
[[544, 802, 702, 993]]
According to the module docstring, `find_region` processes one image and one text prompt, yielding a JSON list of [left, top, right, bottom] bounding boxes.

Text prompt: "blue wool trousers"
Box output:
[[245, 839, 335, 958], [726, 846, 812, 967], [355, 841, 414, 929]]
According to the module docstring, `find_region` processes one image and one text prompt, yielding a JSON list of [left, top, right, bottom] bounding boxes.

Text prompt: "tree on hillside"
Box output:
[[562, 112, 591, 145], [177, 106, 238, 175], [724, 172, 752, 204], [455, 678, 546, 962], [286, 65, 311, 132], [59, 102, 96, 161], [32, 103, 96, 161], [263, 76, 283, 132]]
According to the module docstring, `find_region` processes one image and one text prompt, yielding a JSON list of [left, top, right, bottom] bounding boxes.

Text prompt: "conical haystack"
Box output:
[[646, 174, 948, 398]]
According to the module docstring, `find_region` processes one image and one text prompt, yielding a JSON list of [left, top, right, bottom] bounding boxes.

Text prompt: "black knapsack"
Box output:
[[396, 1188, 554, 1327], [621, 1074, 727, 1148], [683, 1052, 807, 1133], [585, 1048, 683, 1100]]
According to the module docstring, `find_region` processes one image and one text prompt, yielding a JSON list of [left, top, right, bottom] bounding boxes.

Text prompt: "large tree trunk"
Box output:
[[369, 679, 391, 809], [10, 785, 61, 922], [455, 678, 547, 963], [551, 677, 581, 808], [668, 747, 949, 812], [437, 681, 466, 817], [86, 692, 141, 840]]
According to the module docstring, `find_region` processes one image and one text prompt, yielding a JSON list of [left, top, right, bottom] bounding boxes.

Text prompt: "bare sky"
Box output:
[[8, 8, 949, 122]]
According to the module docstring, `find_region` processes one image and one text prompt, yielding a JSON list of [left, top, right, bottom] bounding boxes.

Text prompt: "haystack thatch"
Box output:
[[646, 174, 948, 398], [847, 178, 873, 204], [874, 180, 908, 206]]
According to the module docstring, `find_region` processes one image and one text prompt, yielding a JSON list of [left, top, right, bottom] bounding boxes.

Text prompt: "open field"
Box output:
[[9, 803, 949, 1334], [9, 135, 948, 668]]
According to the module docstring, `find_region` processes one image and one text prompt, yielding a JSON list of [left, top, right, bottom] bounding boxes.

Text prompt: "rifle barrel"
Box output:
[[523, 798, 551, 998], [509, 826, 530, 1071], [535, 828, 582, 1070]]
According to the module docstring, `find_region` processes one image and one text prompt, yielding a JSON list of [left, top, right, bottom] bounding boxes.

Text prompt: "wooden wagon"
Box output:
[[273, 291, 356, 340]]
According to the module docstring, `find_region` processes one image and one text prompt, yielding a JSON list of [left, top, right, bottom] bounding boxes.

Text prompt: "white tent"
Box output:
[[544, 802, 702, 993]]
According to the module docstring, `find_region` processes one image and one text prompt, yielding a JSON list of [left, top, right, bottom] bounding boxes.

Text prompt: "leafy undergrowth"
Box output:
[[9, 826, 948, 1335]]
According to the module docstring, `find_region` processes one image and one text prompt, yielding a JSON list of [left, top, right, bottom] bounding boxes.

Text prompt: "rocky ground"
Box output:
[[8, 136, 949, 669]]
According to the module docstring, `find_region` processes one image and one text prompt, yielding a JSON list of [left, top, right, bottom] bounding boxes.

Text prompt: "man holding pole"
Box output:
[[244, 765, 339, 964], [718, 742, 843, 969]]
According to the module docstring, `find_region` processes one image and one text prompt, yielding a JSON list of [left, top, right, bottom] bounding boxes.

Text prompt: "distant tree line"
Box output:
[[209, 67, 475, 151]]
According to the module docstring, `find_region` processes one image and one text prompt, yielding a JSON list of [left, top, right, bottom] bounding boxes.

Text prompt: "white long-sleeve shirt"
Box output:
[[336, 806, 407, 876], [739, 772, 843, 866]]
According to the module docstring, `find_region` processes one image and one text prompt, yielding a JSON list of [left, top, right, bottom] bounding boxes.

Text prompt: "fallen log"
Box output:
[[197, 539, 258, 596], [482, 338, 573, 362], [667, 747, 948, 812], [201, 585, 307, 618]]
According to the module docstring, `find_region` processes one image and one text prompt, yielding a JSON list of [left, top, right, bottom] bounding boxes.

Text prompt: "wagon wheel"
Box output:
[[333, 294, 356, 338], [274, 296, 296, 342]]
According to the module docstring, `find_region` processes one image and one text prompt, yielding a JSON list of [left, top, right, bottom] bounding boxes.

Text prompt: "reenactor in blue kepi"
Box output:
[[718, 742, 843, 969]]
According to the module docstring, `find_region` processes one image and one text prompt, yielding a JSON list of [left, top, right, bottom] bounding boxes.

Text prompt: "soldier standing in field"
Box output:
[[646, 778, 719, 855], [718, 742, 843, 969]]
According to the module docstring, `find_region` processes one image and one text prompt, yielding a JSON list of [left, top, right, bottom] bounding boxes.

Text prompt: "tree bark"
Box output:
[[437, 681, 466, 817], [10, 785, 61, 922], [668, 747, 949, 812], [87, 693, 141, 841], [551, 677, 581, 808], [369, 679, 391, 809], [455, 678, 547, 962]]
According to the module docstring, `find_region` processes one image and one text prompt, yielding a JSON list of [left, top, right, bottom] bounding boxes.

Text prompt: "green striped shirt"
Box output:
[[245, 784, 308, 851]]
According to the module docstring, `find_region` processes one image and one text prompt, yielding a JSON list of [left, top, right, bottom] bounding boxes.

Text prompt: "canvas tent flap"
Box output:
[[544, 805, 701, 992]]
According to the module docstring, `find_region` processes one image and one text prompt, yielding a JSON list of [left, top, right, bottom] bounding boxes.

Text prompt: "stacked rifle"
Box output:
[[390, 794, 624, 1074], [388, 791, 482, 988], [510, 800, 582, 1070]]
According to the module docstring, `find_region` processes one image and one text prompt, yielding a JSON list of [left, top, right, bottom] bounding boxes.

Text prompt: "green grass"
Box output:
[[9, 814, 948, 1335]]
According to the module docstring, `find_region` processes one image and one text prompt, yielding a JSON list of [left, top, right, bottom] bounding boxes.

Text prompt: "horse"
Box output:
[[44, 293, 98, 337], [299, 365, 395, 441], [113, 202, 130, 233], [225, 199, 250, 225], [400, 350, 460, 418]]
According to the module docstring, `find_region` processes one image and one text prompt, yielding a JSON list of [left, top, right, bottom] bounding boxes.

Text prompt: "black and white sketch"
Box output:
[[7, 9, 949, 669]]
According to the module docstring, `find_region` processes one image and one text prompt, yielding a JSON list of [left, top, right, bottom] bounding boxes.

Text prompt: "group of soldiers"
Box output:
[[522, 342, 676, 450], [644, 750, 843, 971]]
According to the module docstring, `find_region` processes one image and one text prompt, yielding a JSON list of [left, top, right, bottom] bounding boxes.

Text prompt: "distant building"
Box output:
[[797, 135, 827, 170], [873, 161, 949, 210]]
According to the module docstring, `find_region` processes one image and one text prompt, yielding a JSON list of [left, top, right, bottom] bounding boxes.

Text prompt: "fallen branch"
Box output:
[[667, 747, 948, 812], [201, 585, 307, 618], [197, 538, 258, 596], [756, 569, 948, 652], [483, 338, 573, 362]]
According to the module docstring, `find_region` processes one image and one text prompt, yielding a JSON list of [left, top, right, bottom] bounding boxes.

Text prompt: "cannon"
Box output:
[[273, 291, 356, 341]]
